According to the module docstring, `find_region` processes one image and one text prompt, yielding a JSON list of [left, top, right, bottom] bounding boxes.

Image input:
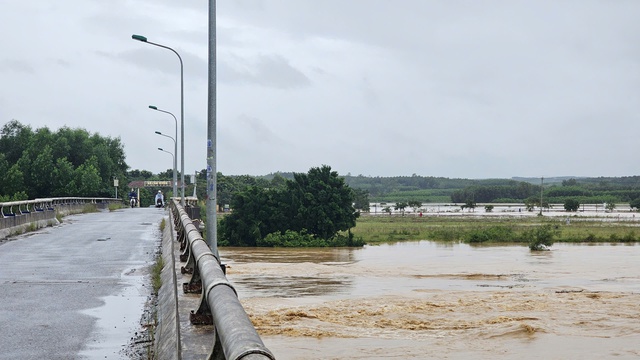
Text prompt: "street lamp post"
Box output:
[[157, 148, 175, 191], [149, 106, 178, 198], [154, 131, 177, 197], [133, 34, 185, 206]]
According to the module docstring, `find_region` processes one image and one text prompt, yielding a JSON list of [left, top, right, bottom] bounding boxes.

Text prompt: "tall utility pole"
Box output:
[[539, 177, 544, 216], [207, 0, 218, 257]]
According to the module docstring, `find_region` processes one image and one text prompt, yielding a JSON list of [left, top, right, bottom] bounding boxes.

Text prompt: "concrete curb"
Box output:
[[154, 216, 181, 360], [0, 218, 59, 240]]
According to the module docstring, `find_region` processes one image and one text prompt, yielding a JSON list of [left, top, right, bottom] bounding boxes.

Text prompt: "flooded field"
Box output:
[[222, 242, 640, 359]]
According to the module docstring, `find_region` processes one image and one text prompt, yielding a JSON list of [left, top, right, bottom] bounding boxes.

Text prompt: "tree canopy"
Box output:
[[0, 120, 128, 201], [218, 165, 360, 247]]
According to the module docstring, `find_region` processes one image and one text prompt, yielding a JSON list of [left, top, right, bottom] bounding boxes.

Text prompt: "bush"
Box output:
[[257, 229, 365, 247], [621, 231, 636, 242], [564, 199, 580, 212], [464, 226, 515, 243], [426, 227, 464, 241], [524, 224, 559, 250]]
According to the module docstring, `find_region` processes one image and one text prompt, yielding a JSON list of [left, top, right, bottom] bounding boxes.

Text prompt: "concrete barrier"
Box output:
[[0, 197, 120, 240], [155, 216, 181, 360]]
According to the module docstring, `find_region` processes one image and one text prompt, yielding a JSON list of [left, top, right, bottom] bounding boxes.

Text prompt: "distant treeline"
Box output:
[[257, 173, 640, 205], [3, 118, 636, 209], [450, 178, 640, 204], [0, 120, 128, 201]]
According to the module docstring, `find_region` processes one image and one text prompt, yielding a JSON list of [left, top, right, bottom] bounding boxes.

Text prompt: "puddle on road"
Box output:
[[78, 269, 148, 360], [222, 242, 640, 359]]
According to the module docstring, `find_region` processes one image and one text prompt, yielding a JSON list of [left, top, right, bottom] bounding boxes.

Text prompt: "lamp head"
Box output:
[[149, 105, 158, 110], [155, 131, 161, 135], [132, 34, 148, 42]]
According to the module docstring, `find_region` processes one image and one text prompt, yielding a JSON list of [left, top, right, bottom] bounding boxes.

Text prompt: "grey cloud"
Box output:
[[99, 48, 207, 82], [3, 0, 639, 178], [0, 60, 36, 74], [236, 114, 285, 144], [53, 59, 72, 68], [360, 77, 380, 108], [219, 54, 311, 89]]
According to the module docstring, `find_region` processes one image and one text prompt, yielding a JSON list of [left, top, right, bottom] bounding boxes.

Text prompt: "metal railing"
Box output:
[[0, 197, 121, 235], [170, 199, 275, 360]]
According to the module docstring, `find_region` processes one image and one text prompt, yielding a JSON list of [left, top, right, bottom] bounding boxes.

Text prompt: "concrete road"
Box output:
[[0, 207, 166, 360]]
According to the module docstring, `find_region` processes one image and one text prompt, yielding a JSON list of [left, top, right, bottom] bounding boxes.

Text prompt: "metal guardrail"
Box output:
[[170, 199, 275, 360], [0, 197, 121, 235]]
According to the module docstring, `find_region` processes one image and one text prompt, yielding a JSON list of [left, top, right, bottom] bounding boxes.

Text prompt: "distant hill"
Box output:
[[244, 171, 640, 204], [511, 176, 585, 185]]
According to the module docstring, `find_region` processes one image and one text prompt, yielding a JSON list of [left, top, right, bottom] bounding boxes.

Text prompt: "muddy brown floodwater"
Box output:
[[221, 242, 640, 359]]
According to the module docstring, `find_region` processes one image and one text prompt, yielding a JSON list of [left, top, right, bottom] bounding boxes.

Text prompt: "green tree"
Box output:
[[394, 202, 408, 216], [352, 188, 370, 212], [407, 200, 422, 213], [524, 197, 537, 212], [0, 120, 33, 164], [562, 178, 578, 186], [29, 145, 55, 197], [219, 165, 359, 246], [2, 164, 25, 197], [75, 162, 102, 196], [0, 154, 9, 196], [51, 158, 77, 196], [630, 198, 640, 211], [128, 169, 154, 179], [0, 120, 127, 199], [605, 202, 616, 212], [485, 204, 494, 212], [525, 224, 559, 250], [218, 186, 277, 246], [382, 206, 392, 215], [269, 173, 288, 189], [564, 198, 580, 212], [463, 199, 476, 212], [287, 165, 358, 240]]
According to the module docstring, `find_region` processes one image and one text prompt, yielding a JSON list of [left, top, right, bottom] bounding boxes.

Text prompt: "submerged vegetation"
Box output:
[[351, 215, 640, 246]]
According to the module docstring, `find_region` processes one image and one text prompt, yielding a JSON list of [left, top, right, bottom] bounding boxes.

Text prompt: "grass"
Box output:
[[82, 204, 98, 213], [108, 203, 124, 212], [151, 255, 164, 294], [27, 222, 38, 232], [152, 219, 166, 294], [351, 214, 640, 244]]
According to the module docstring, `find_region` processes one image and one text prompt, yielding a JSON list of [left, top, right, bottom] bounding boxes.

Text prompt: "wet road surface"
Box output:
[[0, 207, 165, 360]]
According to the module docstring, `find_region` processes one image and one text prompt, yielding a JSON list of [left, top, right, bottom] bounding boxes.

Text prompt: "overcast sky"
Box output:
[[1, 0, 638, 179]]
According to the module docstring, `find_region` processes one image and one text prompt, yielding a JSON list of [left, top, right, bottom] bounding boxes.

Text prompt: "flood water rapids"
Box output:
[[221, 241, 640, 359]]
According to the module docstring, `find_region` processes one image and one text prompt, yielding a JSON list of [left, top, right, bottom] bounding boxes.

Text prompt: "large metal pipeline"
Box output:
[[170, 200, 275, 360]]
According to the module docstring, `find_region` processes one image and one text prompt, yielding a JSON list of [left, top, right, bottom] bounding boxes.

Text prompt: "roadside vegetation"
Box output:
[[108, 203, 125, 211], [151, 254, 164, 294]]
